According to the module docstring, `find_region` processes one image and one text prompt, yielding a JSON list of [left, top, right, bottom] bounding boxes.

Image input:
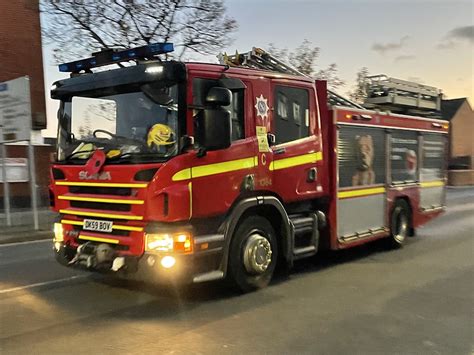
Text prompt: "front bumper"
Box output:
[[54, 240, 224, 284]]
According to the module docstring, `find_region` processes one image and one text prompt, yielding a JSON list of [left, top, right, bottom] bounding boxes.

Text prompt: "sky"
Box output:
[[40, 0, 473, 137]]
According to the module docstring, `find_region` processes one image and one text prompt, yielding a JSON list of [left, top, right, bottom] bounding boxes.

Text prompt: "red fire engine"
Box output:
[[50, 44, 448, 292]]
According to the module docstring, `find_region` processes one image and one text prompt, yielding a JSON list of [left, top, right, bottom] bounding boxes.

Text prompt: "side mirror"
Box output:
[[195, 108, 231, 152], [205, 87, 232, 106]]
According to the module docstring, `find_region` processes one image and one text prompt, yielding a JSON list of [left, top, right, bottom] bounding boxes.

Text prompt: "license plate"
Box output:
[[83, 219, 113, 233]]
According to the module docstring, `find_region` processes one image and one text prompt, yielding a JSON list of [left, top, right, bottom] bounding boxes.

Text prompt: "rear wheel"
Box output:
[[388, 199, 410, 248], [227, 216, 278, 292]]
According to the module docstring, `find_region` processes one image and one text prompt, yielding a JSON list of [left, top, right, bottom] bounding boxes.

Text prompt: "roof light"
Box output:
[[145, 65, 164, 74], [58, 42, 174, 73]]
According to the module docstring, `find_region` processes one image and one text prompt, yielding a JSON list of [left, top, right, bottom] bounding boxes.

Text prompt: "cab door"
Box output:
[[269, 82, 323, 202], [188, 75, 256, 218]]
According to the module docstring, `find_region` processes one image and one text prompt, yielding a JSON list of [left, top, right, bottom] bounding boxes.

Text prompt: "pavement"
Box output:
[[0, 187, 472, 354], [0, 208, 54, 244]]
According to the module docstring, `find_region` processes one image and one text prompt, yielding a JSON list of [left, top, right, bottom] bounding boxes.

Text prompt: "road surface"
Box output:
[[1, 188, 473, 354]]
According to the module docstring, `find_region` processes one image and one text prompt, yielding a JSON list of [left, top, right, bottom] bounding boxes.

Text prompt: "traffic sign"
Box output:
[[0, 76, 32, 143]]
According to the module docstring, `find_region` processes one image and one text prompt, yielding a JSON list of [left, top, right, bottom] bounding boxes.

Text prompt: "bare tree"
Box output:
[[268, 39, 345, 90], [41, 0, 238, 62], [348, 67, 370, 104]]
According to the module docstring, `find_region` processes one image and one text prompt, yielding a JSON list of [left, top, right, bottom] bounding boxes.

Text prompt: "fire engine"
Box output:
[[50, 44, 448, 292]]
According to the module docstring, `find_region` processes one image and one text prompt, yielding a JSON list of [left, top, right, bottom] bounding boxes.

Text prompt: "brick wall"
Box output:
[[0, 0, 46, 129]]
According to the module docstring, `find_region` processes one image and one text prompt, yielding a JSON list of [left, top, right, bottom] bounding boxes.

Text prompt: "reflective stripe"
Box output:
[[58, 195, 144, 205], [188, 182, 193, 218], [60, 209, 143, 220], [172, 169, 191, 181], [269, 152, 322, 171], [338, 187, 386, 199], [172, 156, 257, 181], [79, 234, 119, 244], [56, 181, 147, 188], [420, 181, 445, 188], [60, 219, 143, 232]]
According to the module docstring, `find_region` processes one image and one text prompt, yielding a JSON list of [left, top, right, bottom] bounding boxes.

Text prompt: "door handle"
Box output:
[[267, 133, 276, 146], [274, 147, 286, 155], [307, 167, 317, 182]]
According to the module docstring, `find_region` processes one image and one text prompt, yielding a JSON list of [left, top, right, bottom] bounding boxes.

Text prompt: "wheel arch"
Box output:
[[218, 196, 292, 276]]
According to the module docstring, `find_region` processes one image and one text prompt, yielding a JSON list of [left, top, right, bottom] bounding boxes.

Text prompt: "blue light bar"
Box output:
[[58, 43, 174, 73]]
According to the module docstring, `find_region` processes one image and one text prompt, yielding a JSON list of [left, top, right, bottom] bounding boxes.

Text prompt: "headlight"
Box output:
[[54, 223, 64, 242], [145, 232, 193, 253]]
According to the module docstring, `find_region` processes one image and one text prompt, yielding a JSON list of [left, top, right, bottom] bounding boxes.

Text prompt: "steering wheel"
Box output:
[[92, 129, 143, 145], [93, 129, 117, 139]]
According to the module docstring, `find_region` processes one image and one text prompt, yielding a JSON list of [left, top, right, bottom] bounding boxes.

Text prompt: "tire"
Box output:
[[227, 216, 278, 292], [388, 199, 411, 248]]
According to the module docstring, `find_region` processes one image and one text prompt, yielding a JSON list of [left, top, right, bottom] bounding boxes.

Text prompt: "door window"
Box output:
[[274, 86, 309, 144], [192, 78, 245, 142]]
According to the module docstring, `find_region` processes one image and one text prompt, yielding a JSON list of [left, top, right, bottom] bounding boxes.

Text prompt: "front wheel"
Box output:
[[388, 200, 411, 248], [227, 216, 278, 292]]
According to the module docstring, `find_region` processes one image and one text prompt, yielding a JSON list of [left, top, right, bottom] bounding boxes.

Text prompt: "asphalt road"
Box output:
[[1, 188, 473, 354]]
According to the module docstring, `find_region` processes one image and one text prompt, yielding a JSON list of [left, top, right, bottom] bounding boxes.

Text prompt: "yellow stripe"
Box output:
[[79, 234, 119, 244], [172, 169, 191, 181], [420, 181, 445, 188], [60, 209, 143, 220], [172, 156, 257, 181], [60, 219, 143, 232], [338, 187, 386, 199], [269, 152, 323, 171], [56, 181, 148, 188], [188, 182, 193, 219], [58, 195, 144, 205]]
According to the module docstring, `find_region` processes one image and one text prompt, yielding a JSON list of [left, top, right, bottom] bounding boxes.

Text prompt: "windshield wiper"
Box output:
[[64, 149, 97, 161], [108, 152, 167, 163]]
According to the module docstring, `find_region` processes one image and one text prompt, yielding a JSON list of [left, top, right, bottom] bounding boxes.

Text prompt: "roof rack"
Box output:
[[364, 74, 442, 118], [58, 43, 174, 73], [218, 47, 364, 109]]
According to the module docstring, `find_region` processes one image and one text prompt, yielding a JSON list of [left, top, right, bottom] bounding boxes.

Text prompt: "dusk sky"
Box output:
[[41, 0, 473, 137]]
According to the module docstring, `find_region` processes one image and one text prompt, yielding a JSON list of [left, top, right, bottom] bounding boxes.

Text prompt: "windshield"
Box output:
[[57, 83, 181, 163]]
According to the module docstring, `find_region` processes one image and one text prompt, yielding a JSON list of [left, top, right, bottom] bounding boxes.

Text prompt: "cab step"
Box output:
[[290, 213, 321, 260]]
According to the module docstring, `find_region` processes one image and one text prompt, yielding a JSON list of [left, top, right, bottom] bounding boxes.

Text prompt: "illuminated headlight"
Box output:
[[161, 256, 176, 269], [145, 65, 164, 74], [54, 223, 64, 242], [145, 232, 193, 253]]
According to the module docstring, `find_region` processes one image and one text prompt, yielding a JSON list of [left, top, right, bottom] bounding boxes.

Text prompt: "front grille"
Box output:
[[76, 238, 129, 250], [72, 225, 130, 237], [69, 186, 132, 196], [70, 200, 131, 212]]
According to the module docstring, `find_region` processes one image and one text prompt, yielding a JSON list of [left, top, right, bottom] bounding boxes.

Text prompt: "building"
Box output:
[[0, 0, 53, 210], [441, 98, 474, 185], [0, 0, 46, 129]]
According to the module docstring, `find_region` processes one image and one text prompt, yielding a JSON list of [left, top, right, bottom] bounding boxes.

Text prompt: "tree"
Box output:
[[41, 0, 238, 62], [348, 67, 370, 104], [267, 39, 345, 90]]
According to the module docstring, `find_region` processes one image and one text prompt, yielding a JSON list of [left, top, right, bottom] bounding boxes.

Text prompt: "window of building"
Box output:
[[274, 86, 309, 144]]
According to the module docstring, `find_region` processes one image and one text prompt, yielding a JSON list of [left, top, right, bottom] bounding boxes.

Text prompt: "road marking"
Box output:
[[0, 275, 88, 295], [0, 239, 50, 248]]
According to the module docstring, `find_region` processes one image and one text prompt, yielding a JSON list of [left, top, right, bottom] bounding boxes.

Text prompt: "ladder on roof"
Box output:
[[364, 74, 441, 116], [218, 47, 364, 109]]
